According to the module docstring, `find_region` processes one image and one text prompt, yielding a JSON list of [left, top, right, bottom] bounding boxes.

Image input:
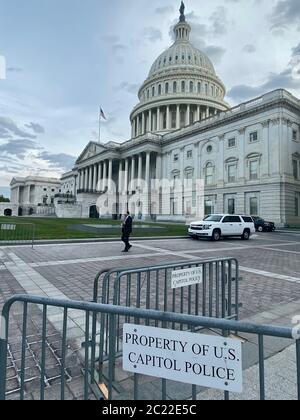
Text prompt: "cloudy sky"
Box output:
[[0, 0, 300, 197]]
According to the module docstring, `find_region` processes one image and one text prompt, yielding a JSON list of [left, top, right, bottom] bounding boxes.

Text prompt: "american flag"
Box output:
[[100, 108, 107, 120]]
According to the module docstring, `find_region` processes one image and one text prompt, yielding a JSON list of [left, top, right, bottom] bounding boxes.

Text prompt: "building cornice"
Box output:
[[161, 89, 300, 145]]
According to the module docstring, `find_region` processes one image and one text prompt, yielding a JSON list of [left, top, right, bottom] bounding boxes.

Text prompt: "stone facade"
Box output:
[[60, 7, 300, 226], [10, 176, 61, 216]]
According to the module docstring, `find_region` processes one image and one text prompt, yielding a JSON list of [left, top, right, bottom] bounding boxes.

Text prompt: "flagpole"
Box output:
[[98, 106, 101, 143]]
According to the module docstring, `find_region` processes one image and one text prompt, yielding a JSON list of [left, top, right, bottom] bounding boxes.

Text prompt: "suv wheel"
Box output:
[[257, 226, 263, 233], [242, 229, 250, 240], [212, 229, 221, 242]]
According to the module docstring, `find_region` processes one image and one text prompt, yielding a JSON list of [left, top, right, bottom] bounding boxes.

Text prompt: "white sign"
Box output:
[[123, 324, 243, 394], [171, 267, 203, 289], [1, 224, 16, 231]]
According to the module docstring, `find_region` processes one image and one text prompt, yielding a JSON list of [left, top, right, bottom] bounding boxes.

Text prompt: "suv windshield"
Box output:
[[203, 215, 223, 222]]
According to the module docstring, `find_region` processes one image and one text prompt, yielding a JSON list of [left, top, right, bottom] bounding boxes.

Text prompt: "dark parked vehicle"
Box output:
[[252, 216, 276, 232]]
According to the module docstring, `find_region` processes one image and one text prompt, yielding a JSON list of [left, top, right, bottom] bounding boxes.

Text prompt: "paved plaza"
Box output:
[[1, 230, 300, 400]]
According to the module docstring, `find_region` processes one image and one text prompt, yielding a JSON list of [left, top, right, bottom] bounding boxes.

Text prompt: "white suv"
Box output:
[[188, 214, 255, 241]]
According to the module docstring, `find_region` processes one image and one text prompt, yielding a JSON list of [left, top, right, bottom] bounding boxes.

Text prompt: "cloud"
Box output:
[[118, 81, 141, 95], [228, 43, 300, 102], [142, 27, 163, 43], [270, 0, 300, 31], [155, 6, 174, 16], [0, 139, 42, 159], [25, 122, 45, 134], [0, 117, 37, 139], [37, 151, 76, 171], [7, 67, 23, 73], [0, 127, 12, 139], [242, 44, 256, 53]]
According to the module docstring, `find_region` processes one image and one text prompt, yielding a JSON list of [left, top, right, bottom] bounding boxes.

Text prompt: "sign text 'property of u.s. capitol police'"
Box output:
[[171, 267, 203, 289], [123, 324, 243, 394]]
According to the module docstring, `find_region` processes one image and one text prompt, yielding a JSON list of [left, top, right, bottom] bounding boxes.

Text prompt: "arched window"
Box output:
[[189, 81, 194, 93], [197, 82, 201, 94], [205, 163, 214, 186], [205, 84, 208, 95], [181, 81, 186, 93], [165, 82, 169, 94], [147, 90, 150, 99], [211, 86, 214, 96], [173, 81, 177, 93], [158, 84, 162, 95], [152, 86, 155, 97]]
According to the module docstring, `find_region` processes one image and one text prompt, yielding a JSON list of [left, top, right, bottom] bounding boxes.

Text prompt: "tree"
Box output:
[[0, 195, 10, 203]]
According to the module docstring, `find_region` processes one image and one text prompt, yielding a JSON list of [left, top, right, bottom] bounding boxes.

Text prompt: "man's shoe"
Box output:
[[122, 249, 128, 253], [128, 245, 132, 250]]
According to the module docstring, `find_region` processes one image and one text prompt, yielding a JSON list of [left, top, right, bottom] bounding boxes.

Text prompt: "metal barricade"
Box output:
[[0, 294, 299, 400], [0, 223, 35, 248], [92, 258, 241, 380]]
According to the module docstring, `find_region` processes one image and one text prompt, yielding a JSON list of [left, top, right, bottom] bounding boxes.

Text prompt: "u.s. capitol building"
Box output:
[[60, 4, 300, 226]]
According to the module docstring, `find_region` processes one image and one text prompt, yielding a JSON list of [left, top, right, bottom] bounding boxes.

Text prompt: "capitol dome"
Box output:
[[148, 38, 216, 78], [130, 2, 230, 138]]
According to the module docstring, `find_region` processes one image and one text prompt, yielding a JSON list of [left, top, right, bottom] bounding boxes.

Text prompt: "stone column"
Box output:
[[80, 170, 84, 190], [84, 168, 88, 191], [131, 156, 136, 192], [155, 154, 162, 180], [124, 159, 129, 194], [93, 165, 97, 191], [148, 109, 152, 132], [166, 106, 170, 130], [176, 105, 180, 129], [157, 107, 161, 131], [27, 186, 31, 204], [285, 119, 292, 176], [262, 121, 270, 178], [118, 160, 123, 193], [142, 112, 145, 135], [238, 129, 246, 182], [145, 151, 151, 216], [138, 154, 143, 188], [102, 160, 107, 191], [206, 107, 210, 118], [218, 135, 225, 188], [197, 106, 200, 122], [108, 159, 113, 191], [186, 105, 190, 126], [97, 163, 102, 191], [89, 166, 93, 191]]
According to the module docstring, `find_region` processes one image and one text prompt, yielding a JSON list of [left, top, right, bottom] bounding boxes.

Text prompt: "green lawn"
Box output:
[[0, 217, 188, 240]]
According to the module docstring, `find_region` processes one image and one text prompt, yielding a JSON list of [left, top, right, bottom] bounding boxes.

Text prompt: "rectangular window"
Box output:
[[250, 131, 258, 143], [205, 166, 214, 186], [293, 160, 298, 180], [187, 150, 193, 159], [293, 130, 298, 141], [228, 199, 235, 215], [228, 138, 236, 148], [250, 197, 258, 216], [228, 164, 237, 183], [174, 154, 179, 162], [250, 160, 259, 180], [296, 197, 299, 217], [205, 200, 214, 216]]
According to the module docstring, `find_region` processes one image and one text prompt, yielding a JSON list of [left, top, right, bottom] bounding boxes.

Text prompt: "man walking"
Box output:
[[121, 211, 133, 252]]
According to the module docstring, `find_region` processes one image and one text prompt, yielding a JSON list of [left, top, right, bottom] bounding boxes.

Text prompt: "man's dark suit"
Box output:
[[122, 215, 133, 251]]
